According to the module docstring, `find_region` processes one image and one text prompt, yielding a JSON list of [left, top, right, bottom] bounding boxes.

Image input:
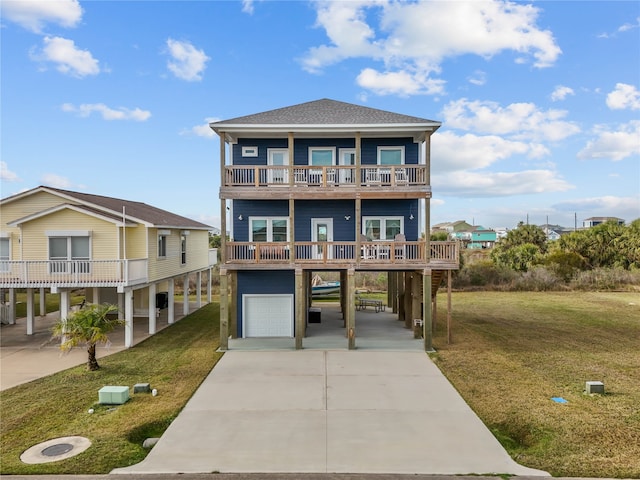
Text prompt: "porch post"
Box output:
[[219, 132, 227, 265], [207, 267, 212, 303], [148, 282, 157, 335], [167, 279, 175, 324], [93, 287, 100, 304], [423, 269, 434, 352], [124, 289, 134, 348], [447, 270, 452, 344], [26, 288, 35, 335], [404, 272, 412, 329], [183, 273, 189, 315], [39, 288, 46, 316], [347, 268, 356, 350], [219, 268, 229, 350], [295, 268, 304, 350], [8, 288, 16, 325], [229, 271, 237, 338], [196, 271, 202, 308]]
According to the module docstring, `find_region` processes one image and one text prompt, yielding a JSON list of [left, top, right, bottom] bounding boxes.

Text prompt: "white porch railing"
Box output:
[[224, 165, 427, 188], [0, 259, 148, 288]]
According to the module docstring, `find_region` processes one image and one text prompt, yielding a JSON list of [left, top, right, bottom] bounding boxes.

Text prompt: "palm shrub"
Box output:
[[51, 303, 123, 371]]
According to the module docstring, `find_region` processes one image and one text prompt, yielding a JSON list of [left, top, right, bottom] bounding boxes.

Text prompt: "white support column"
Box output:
[[196, 271, 202, 308], [93, 287, 100, 305], [8, 288, 16, 325], [26, 288, 35, 335], [124, 290, 134, 348], [148, 283, 157, 335], [168, 279, 175, 324], [183, 273, 189, 315], [59, 289, 70, 344], [207, 268, 212, 303], [39, 288, 46, 316]]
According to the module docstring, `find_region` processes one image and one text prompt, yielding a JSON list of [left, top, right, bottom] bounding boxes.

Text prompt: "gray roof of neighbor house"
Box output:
[[210, 98, 441, 142], [1, 186, 212, 230]]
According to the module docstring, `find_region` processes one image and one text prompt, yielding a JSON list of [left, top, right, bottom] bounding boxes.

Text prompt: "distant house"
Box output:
[[446, 223, 496, 248], [582, 217, 625, 228], [0, 186, 216, 346]]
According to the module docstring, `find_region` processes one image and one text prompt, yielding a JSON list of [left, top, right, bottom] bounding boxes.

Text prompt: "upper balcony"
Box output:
[[224, 240, 459, 271], [220, 165, 431, 200]]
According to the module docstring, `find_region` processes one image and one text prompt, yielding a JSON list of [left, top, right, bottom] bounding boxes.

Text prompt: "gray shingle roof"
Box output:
[[211, 98, 440, 126], [2, 186, 211, 229]]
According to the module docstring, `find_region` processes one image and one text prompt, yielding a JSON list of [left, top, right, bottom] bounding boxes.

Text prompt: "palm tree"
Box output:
[[52, 303, 123, 371]]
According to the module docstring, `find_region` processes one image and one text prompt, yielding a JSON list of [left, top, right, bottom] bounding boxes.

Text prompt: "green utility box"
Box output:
[[99, 386, 130, 405]]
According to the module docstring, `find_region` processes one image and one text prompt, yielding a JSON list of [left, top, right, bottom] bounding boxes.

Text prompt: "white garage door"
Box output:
[[243, 294, 294, 338]]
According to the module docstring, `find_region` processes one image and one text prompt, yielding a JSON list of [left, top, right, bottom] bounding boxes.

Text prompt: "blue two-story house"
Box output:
[[210, 99, 458, 351]]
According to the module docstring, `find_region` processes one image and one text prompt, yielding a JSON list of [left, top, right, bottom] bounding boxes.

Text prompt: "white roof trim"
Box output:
[[7, 203, 137, 227]]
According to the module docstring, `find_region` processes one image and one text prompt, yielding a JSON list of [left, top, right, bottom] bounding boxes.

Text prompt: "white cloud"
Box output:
[[1, 0, 82, 33], [441, 98, 580, 142], [165, 39, 210, 82], [606, 83, 640, 110], [432, 131, 541, 173], [40, 173, 72, 189], [302, 0, 561, 96], [552, 196, 640, 222], [433, 169, 574, 197], [242, 0, 255, 14], [577, 120, 640, 161], [551, 85, 574, 102], [0, 161, 20, 182], [180, 117, 220, 138], [30, 36, 100, 77], [62, 103, 151, 121], [468, 70, 487, 86]]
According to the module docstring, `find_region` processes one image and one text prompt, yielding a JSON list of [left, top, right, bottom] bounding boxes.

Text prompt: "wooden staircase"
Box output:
[[431, 270, 446, 299]]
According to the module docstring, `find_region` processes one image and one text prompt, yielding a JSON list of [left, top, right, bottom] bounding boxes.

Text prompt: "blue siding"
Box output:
[[233, 200, 289, 241], [232, 137, 418, 166], [295, 200, 355, 241], [236, 270, 295, 337], [362, 199, 419, 240]]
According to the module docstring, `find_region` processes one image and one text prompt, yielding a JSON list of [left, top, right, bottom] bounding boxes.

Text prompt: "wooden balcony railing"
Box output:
[[224, 165, 428, 188], [0, 259, 149, 288], [225, 241, 459, 267]]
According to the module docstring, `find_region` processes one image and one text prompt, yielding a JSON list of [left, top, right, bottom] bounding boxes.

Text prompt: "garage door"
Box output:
[[242, 294, 294, 338]]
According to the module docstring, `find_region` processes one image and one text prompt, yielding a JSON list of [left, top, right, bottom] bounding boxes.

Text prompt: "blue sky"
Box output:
[[1, 0, 639, 231]]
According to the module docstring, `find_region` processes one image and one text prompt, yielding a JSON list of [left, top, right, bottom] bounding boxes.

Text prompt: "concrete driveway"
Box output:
[[112, 350, 549, 476]]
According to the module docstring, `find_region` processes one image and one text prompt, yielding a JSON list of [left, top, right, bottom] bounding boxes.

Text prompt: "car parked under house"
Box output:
[[210, 98, 459, 351]]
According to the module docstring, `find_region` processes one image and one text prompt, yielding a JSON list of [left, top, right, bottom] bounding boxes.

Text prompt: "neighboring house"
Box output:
[[0, 186, 216, 346], [450, 225, 496, 249], [209, 98, 459, 351], [582, 217, 625, 228]]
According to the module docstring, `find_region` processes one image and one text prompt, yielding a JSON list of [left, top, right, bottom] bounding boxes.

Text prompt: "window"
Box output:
[[49, 236, 90, 273], [309, 147, 335, 166], [250, 217, 290, 242], [181, 234, 187, 265], [0, 237, 9, 272], [362, 217, 403, 241], [377, 146, 404, 165], [158, 235, 168, 257]]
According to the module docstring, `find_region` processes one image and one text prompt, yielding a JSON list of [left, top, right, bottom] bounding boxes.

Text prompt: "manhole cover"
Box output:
[[41, 443, 74, 457]]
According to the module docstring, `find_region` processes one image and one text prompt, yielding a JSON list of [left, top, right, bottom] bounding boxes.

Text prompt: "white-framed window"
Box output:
[[181, 234, 187, 265], [158, 234, 168, 258], [377, 146, 405, 165], [309, 147, 335, 166], [48, 236, 91, 274], [242, 146, 258, 157], [250, 217, 289, 242], [362, 217, 403, 241], [0, 236, 10, 272]]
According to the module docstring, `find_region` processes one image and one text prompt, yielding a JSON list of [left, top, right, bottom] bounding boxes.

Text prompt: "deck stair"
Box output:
[[431, 270, 446, 299]]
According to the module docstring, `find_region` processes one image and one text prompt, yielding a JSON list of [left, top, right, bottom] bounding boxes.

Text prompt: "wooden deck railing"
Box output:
[[225, 241, 459, 267], [224, 165, 428, 188], [0, 259, 149, 288]]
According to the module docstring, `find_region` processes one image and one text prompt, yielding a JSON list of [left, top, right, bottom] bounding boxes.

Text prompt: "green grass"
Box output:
[[10, 291, 85, 318], [431, 291, 640, 478], [0, 302, 222, 475]]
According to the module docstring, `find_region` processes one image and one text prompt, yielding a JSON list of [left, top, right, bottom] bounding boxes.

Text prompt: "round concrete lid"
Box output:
[[21, 436, 91, 464]]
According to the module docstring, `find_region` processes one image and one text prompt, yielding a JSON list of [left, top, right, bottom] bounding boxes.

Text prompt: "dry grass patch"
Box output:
[[0, 303, 222, 475], [431, 291, 639, 478]]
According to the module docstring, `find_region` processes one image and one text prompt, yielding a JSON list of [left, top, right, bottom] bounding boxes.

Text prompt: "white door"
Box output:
[[243, 294, 293, 337], [339, 149, 355, 184], [267, 149, 289, 184], [312, 218, 333, 260]]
